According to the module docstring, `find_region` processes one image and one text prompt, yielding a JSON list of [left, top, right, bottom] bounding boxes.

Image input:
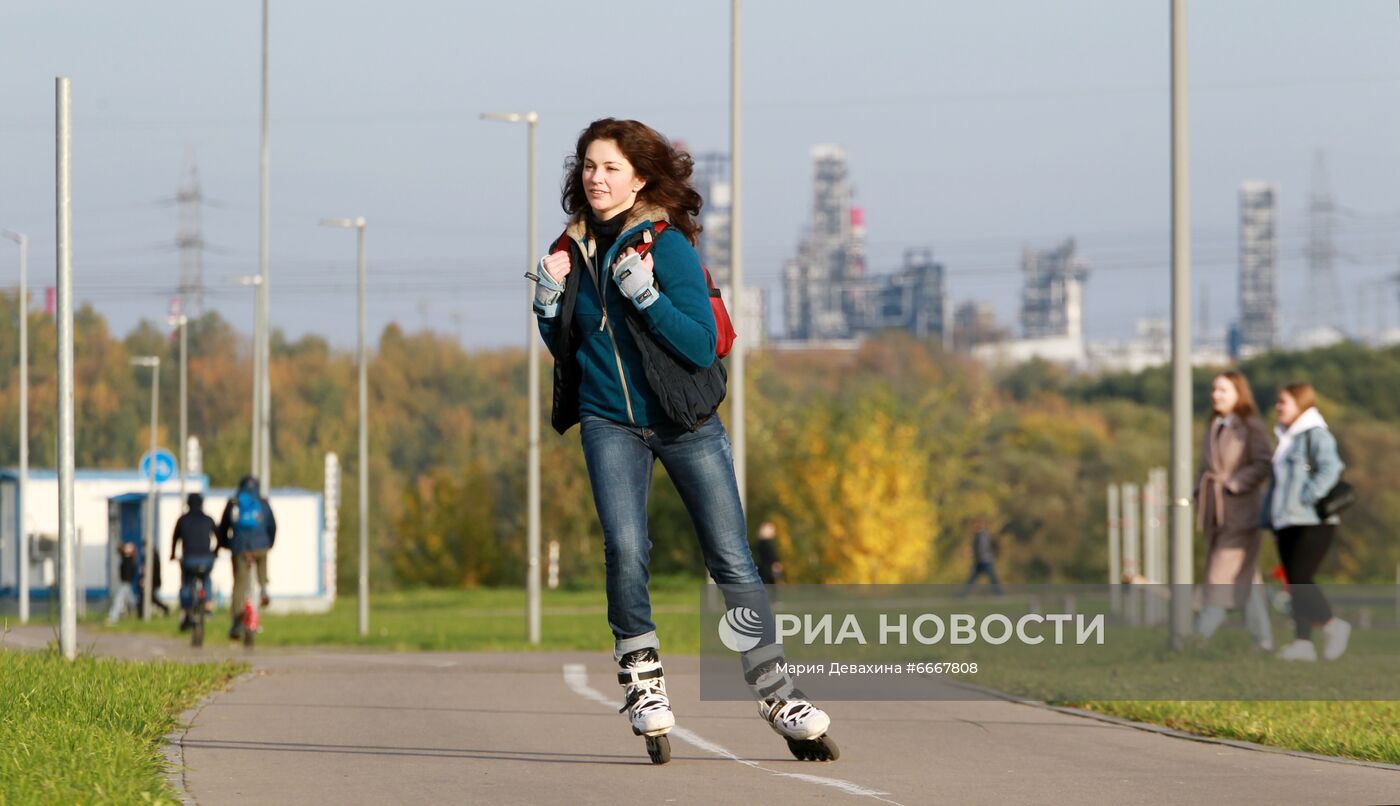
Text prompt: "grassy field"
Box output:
[[96, 576, 703, 653], [0, 646, 243, 805], [96, 582, 1400, 765], [1071, 700, 1400, 764]]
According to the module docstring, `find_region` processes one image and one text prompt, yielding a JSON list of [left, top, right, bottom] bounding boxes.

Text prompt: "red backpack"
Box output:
[[551, 224, 737, 359]]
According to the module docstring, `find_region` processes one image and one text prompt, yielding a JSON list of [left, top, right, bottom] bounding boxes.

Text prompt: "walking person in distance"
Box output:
[[1193, 371, 1274, 650], [1267, 382, 1350, 661]]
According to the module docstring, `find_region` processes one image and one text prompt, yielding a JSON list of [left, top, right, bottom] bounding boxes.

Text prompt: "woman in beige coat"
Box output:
[[1194, 370, 1274, 649]]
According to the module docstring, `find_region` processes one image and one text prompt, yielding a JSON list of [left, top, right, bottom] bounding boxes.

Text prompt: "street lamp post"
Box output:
[[1168, 0, 1195, 648], [169, 314, 189, 506], [55, 76, 77, 660], [256, 0, 272, 490], [2, 230, 28, 624], [730, 0, 747, 513], [230, 275, 263, 465], [481, 111, 541, 645], [319, 217, 369, 638], [131, 356, 160, 622]]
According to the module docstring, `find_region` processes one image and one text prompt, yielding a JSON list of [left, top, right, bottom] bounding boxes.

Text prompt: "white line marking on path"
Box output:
[[563, 664, 903, 805]]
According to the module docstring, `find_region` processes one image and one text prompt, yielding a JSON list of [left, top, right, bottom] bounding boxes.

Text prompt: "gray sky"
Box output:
[[3, 1, 1399, 351]]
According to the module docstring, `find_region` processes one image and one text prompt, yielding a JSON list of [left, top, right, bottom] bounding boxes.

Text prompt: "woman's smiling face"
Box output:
[[582, 138, 644, 220]]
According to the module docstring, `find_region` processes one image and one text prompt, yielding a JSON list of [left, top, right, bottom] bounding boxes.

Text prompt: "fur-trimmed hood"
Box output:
[[562, 202, 671, 247]]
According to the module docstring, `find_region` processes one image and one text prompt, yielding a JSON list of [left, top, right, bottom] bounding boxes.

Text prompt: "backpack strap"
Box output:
[[627, 222, 667, 258], [621, 223, 729, 311], [703, 267, 721, 298], [629, 222, 719, 293]]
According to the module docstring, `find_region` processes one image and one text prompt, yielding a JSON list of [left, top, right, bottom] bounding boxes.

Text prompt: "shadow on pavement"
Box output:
[[179, 738, 735, 767]]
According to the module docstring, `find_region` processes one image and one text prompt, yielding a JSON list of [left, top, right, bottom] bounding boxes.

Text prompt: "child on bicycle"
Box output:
[[170, 492, 219, 632]]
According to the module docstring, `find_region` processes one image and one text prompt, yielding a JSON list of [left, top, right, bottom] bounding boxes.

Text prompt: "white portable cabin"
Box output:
[[161, 485, 334, 614], [0, 469, 335, 615]]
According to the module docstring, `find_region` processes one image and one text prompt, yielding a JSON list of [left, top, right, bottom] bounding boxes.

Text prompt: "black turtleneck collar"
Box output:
[[587, 208, 627, 262]]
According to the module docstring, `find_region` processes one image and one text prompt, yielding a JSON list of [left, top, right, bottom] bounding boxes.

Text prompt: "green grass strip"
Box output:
[[0, 646, 244, 805], [1071, 700, 1400, 765], [96, 583, 701, 653]]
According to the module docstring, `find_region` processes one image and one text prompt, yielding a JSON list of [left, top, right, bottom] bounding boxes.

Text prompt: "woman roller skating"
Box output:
[[530, 118, 837, 764]]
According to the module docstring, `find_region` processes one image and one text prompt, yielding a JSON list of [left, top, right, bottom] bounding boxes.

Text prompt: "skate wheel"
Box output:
[[645, 734, 671, 764], [786, 734, 839, 762]]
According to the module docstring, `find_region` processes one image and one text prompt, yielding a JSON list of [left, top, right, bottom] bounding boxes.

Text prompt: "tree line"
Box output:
[[2, 293, 1395, 586]]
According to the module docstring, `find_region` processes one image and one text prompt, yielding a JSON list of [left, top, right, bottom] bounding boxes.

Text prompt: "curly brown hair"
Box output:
[[561, 118, 704, 245]]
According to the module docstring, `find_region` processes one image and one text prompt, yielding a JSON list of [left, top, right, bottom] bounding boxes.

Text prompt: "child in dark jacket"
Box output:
[[106, 542, 138, 624]]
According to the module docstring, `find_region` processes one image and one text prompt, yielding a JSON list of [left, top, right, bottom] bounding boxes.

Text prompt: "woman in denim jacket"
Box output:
[[530, 119, 835, 763], [1265, 382, 1349, 661]]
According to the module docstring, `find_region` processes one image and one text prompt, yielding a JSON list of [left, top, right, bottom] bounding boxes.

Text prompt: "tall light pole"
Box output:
[[55, 76, 77, 660], [2, 229, 29, 624], [256, 0, 272, 490], [131, 356, 160, 621], [481, 111, 541, 645], [230, 274, 262, 464], [319, 217, 370, 638], [170, 313, 189, 506], [1168, 0, 1194, 648], [729, 0, 747, 513]]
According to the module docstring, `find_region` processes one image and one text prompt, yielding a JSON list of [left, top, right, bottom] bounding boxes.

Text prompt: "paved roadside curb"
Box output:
[[162, 670, 259, 805]]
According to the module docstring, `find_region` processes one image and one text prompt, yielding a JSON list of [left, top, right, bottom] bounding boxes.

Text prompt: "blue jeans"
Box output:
[[581, 414, 764, 660], [179, 555, 215, 611]]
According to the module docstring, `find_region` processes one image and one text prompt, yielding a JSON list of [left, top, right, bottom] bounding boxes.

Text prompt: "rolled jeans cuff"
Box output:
[[613, 630, 660, 662]]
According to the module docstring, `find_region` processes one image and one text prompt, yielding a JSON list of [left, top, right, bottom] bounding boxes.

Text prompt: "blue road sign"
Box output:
[[140, 448, 178, 483]]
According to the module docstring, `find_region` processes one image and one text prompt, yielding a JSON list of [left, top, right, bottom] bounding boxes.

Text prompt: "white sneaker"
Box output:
[[1194, 605, 1227, 639], [1321, 618, 1351, 661], [1276, 639, 1317, 662]]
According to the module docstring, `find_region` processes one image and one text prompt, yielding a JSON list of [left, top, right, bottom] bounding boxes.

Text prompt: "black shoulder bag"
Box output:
[[1306, 429, 1357, 519]]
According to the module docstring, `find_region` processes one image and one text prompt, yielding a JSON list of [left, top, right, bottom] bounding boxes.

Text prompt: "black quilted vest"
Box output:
[[548, 234, 727, 434]]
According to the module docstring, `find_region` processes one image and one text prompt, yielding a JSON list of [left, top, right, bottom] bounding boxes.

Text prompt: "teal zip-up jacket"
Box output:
[[537, 203, 717, 427]]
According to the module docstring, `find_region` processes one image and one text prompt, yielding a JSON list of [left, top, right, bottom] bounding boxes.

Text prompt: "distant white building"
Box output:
[[1375, 328, 1400, 347], [1291, 326, 1347, 351], [973, 334, 1087, 368], [1087, 320, 1232, 373], [1, 468, 335, 614]]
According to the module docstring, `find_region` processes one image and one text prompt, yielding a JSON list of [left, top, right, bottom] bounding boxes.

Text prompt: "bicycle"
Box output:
[[189, 573, 207, 648], [177, 555, 214, 648], [241, 595, 259, 648]]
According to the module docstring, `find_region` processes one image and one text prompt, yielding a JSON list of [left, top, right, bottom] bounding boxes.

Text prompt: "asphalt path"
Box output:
[[6, 626, 1399, 805]]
